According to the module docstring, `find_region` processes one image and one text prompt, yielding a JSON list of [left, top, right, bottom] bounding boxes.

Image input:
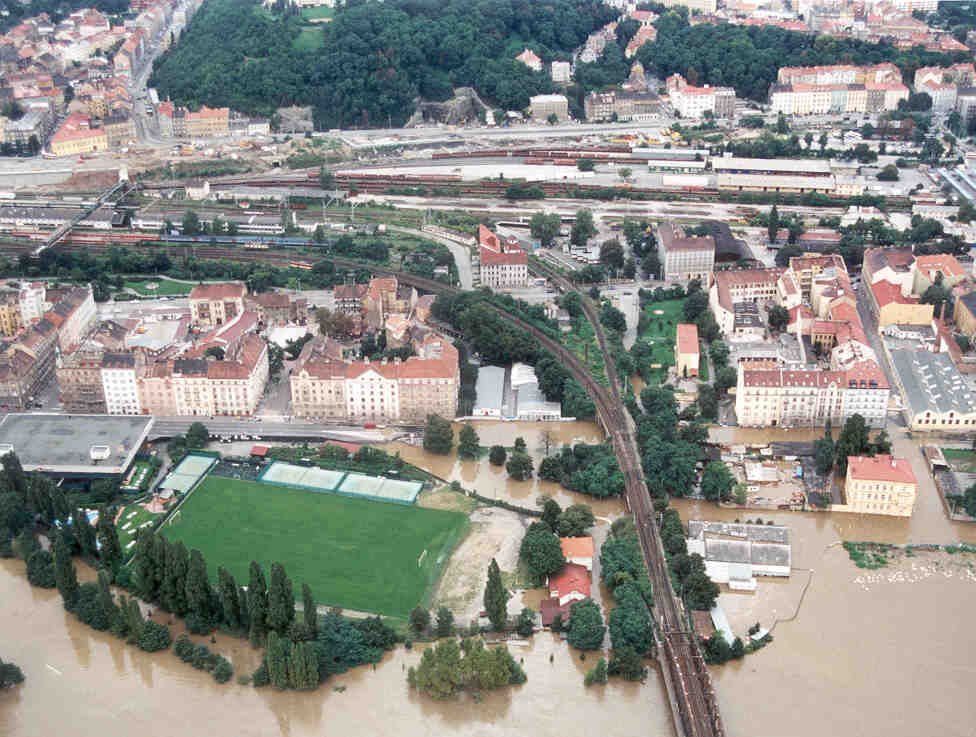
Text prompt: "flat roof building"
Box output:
[[0, 413, 153, 477], [889, 349, 976, 432]]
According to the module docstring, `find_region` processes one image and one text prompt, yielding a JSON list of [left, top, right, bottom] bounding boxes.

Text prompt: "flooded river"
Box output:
[[3, 420, 976, 736]]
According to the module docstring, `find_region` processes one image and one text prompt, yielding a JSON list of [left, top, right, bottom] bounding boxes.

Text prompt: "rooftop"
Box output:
[[890, 349, 976, 417], [676, 323, 699, 355], [847, 454, 917, 485], [0, 413, 152, 476]]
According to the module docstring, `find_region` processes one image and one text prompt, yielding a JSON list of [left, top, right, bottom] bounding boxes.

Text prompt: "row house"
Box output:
[[48, 112, 107, 156], [245, 291, 308, 327], [913, 63, 976, 113], [0, 317, 57, 409], [189, 281, 247, 328], [290, 334, 458, 423]]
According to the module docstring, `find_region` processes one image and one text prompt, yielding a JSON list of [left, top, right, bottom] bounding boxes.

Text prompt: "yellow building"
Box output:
[[954, 293, 976, 336], [49, 113, 107, 157], [0, 289, 21, 336], [869, 280, 934, 329], [839, 455, 917, 517]]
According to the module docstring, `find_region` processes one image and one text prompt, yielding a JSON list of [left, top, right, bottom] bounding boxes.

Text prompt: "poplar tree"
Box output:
[[185, 549, 212, 622], [150, 534, 168, 598], [162, 541, 189, 615], [301, 583, 316, 634], [266, 631, 290, 690], [267, 562, 294, 635], [52, 532, 78, 610], [96, 505, 122, 573], [96, 569, 118, 631], [247, 561, 268, 646], [73, 508, 98, 558], [126, 598, 144, 645], [218, 567, 242, 630], [483, 558, 507, 631], [132, 530, 157, 600]]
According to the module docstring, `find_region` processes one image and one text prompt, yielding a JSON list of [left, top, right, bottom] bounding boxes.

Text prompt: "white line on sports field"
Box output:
[[46, 664, 62, 675]]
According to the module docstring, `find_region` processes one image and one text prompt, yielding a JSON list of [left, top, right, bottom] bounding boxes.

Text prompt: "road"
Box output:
[[388, 224, 473, 289], [149, 417, 392, 443]]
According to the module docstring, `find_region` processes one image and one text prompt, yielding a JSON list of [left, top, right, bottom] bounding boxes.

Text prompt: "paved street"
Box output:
[[149, 417, 393, 443]]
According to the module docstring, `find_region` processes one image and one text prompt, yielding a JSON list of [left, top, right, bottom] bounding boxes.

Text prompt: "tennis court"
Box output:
[[160, 454, 217, 493], [258, 461, 422, 505]]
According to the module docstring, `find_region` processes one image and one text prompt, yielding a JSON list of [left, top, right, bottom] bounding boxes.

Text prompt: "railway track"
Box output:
[[3, 232, 724, 736]]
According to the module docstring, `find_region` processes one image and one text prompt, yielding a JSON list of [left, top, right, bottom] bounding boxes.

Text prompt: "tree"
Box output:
[[709, 340, 730, 369], [608, 582, 652, 655], [835, 413, 870, 473], [247, 561, 269, 646], [26, 549, 56, 588], [814, 432, 836, 476], [267, 562, 295, 635], [608, 645, 645, 680], [0, 656, 24, 688], [516, 607, 535, 637], [767, 204, 780, 243], [488, 445, 507, 466], [697, 383, 718, 421], [423, 414, 454, 455], [435, 606, 455, 637], [567, 598, 605, 650], [556, 504, 595, 536], [576, 158, 595, 172], [457, 423, 480, 460], [318, 166, 335, 189], [266, 631, 291, 690], [185, 422, 209, 448], [185, 549, 212, 625], [181, 210, 202, 236], [301, 583, 317, 635], [570, 209, 597, 248], [96, 506, 122, 574], [484, 558, 508, 631], [410, 606, 431, 635], [700, 462, 735, 502], [73, 507, 97, 558], [541, 498, 562, 531], [767, 304, 789, 332], [204, 346, 225, 361], [218, 567, 243, 630], [514, 437, 527, 453], [162, 541, 190, 615], [53, 533, 79, 609], [529, 212, 561, 248], [963, 483, 976, 518], [584, 657, 609, 686], [599, 238, 625, 273], [520, 522, 565, 578], [506, 451, 534, 481], [618, 167, 632, 181], [877, 164, 899, 181], [714, 366, 737, 394]]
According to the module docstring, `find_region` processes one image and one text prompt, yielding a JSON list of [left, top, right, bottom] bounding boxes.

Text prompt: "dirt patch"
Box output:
[[431, 506, 530, 626], [416, 486, 477, 514]]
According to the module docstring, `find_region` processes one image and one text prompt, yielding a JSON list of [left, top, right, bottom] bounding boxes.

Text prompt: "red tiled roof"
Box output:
[[548, 562, 591, 599], [560, 537, 594, 560], [190, 282, 246, 301], [848, 455, 916, 485], [676, 323, 699, 355], [870, 279, 916, 308]]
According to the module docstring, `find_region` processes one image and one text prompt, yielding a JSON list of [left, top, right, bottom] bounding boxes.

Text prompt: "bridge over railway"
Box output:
[[31, 179, 135, 257], [23, 235, 723, 736]]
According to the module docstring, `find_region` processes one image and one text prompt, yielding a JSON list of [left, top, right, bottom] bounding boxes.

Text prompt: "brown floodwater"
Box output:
[[4, 420, 976, 737], [0, 558, 675, 737]]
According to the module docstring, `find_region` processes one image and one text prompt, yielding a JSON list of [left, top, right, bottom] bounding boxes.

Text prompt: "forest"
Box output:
[[636, 11, 968, 102], [150, 0, 617, 128]]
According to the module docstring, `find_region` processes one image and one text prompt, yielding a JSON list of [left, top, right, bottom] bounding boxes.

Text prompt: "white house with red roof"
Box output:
[[839, 454, 917, 517], [478, 225, 528, 289]]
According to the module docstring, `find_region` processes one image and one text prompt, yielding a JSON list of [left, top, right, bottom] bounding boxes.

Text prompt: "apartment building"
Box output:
[[189, 282, 247, 328], [57, 349, 107, 413], [245, 291, 308, 327], [0, 288, 22, 336], [138, 333, 268, 416], [770, 63, 908, 115], [913, 63, 975, 113], [839, 455, 917, 517], [584, 90, 661, 122], [889, 349, 976, 431], [478, 225, 528, 289], [101, 351, 142, 415], [290, 334, 458, 422], [48, 112, 107, 157], [709, 268, 792, 335], [550, 61, 571, 84], [0, 318, 57, 409], [45, 286, 96, 352], [657, 222, 715, 283], [666, 74, 735, 119], [529, 94, 569, 122], [660, 0, 717, 12]]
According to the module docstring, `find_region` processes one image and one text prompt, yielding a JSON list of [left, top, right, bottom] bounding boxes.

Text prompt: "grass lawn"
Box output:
[[163, 475, 468, 619], [125, 278, 192, 296], [563, 317, 608, 385], [300, 5, 333, 20], [637, 298, 685, 384], [116, 504, 161, 554], [943, 448, 976, 473], [293, 26, 325, 52]]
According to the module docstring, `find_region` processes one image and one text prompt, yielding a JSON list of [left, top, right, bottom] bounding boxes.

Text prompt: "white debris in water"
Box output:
[[854, 558, 976, 590]]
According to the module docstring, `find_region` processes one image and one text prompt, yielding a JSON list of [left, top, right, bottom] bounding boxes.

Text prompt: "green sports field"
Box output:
[[162, 475, 468, 619], [124, 279, 193, 296]]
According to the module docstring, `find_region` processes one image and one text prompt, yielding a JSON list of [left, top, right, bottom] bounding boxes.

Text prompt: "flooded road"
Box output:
[[0, 559, 675, 737], [4, 419, 976, 737]]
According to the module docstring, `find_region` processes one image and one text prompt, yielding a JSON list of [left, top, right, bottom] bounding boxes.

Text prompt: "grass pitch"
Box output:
[[162, 475, 468, 619]]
